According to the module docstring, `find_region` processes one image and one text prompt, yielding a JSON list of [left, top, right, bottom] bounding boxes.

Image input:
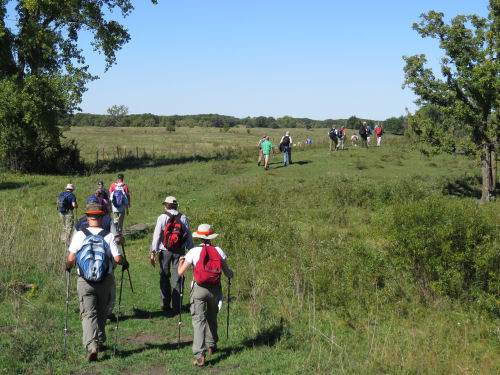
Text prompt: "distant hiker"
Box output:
[[65, 201, 129, 362], [178, 224, 234, 367], [257, 135, 266, 167], [366, 123, 373, 147], [337, 126, 346, 150], [109, 173, 130, 210], [96, 181, 111, 212], [359, 122, 368, 148], [261, 136, 275, 170], [375, 122, 384, 147], [94, 189, 109, 215], [57, 183, 78, 247], [280, 131, 293, 166], [351, 134, 359, 146], [74, 197, 122, 320], [328, 125, 338, 151], [110, 181, 129, 235], [150, 196, 194, 314]]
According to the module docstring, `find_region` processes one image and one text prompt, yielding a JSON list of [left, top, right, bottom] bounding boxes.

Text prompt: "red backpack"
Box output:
[[193, 245, 222, 286], [162, 213, 184, 251]]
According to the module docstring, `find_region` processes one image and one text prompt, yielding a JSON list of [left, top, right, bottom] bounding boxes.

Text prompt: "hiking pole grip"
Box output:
[[63, 270, 70, 358], [120, 243, 134, 293], [227, 277, 231, 341], [113, 268, 125, 356]]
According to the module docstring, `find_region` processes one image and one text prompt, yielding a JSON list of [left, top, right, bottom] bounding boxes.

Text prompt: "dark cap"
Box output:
[[117, 173, 124, 180], [97, 180, 103, 186]]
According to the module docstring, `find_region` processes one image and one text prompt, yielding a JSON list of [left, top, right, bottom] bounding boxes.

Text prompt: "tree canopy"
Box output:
[[403, 0, 499, 202], [0, 0, 148, 172]]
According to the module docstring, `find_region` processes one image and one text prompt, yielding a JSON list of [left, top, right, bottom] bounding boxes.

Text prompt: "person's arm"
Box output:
[[72, 194, 78, 209], [221, 259, 233, 278], [177, 256, 191, 276], [181, 215, 194, 250], [150, 215, 165, 266]]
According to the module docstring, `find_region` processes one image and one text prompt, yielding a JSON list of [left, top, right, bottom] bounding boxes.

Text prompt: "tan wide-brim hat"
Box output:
[[66, 183, 75, 190], [192, 224, 219, 240]]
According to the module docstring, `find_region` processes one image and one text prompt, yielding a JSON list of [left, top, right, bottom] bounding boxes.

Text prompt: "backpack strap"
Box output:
[[82, 227, 91, 236]]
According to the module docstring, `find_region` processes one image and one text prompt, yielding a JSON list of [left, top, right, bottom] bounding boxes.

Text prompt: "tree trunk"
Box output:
[[480, 143, 496, 202], [492, 148, 497, 191]]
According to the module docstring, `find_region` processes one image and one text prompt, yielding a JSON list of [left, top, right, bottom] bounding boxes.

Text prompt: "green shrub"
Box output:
[[383, 196, 499, 316]]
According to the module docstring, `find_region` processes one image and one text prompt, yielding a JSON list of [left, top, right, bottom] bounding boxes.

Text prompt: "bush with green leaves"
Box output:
[[383, 196, 499, 316]]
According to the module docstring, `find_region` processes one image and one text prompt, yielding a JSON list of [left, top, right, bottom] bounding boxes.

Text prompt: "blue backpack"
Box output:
[[57, 192, 73, 213], [112, 189, 124, 208], [76, 228, 111, 282]]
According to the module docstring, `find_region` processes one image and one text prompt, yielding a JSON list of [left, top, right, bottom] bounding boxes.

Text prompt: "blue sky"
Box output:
[[79, 0, 491, 120]]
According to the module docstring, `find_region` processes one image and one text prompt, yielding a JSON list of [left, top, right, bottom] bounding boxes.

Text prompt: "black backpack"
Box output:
[[281, 136, 290, 146], [328, 129, 337, 139], [359, 125, 366, 135]]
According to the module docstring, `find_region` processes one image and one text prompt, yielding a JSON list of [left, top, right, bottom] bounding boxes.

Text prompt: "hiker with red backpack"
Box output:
[[150, 196, 194, 315], [375, 121, 384, 147], [178, 224, 234, 367]]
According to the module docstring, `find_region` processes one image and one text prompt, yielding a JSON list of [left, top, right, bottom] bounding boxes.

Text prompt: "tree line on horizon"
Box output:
[[63, 112, 408, 135]]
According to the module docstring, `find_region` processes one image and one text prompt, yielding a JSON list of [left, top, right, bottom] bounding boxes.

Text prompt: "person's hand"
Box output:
[[150, 253, 156, 267], [65, 261, 73, 272], [122, 259, 130, 271]]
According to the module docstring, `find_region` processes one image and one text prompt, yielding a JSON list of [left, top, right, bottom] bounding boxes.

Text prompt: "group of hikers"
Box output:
[[257, 123, 385, 169], [328, 121, 384, 150], [59, 177, 233, 367]]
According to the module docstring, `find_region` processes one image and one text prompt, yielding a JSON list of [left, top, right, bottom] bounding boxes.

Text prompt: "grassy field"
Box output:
[[0, 127, 499, 374]]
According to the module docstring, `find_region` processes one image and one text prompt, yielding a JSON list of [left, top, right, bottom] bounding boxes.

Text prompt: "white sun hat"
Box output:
[[192, 224, 219, 240]]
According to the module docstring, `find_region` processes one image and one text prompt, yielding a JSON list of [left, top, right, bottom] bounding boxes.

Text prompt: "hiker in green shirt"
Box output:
[[261, 136, 275, 170]]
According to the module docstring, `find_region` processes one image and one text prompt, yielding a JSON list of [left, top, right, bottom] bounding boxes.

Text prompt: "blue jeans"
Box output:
[[284, 146, 292, 165]]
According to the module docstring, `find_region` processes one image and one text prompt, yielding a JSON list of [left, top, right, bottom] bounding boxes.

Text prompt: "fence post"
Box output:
[[96, 150, 99, 165], [136, 146, 138, 159]]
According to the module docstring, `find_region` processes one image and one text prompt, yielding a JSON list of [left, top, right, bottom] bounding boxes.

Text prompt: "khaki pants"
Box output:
[[60, 211, 74, 247], [190, 283, 222, 359], [77, 274, 113, 352], [113, 211, 125, 234]]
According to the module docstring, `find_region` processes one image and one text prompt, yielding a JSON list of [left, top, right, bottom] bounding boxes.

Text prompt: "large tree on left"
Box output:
[[0, 0, 142, 172]]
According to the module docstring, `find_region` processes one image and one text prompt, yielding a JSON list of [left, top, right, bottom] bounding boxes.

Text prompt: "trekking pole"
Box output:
[[63, 270, 70, 358], [120, 243, 134, 292], [178, 276, 184, 350], [226, 277, 231, 340], [113, 268, 125, 356]]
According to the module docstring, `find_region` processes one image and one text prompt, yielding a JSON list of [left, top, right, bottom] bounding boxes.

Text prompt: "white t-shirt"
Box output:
[[184, 245, 227, 267], [68, 227, 120, 275]]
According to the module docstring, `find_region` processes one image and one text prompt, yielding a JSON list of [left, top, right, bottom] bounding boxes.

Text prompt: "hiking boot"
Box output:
[[193, 356, 205, 367], [208, 346, 217, 355], [88, 350, 98, 362]]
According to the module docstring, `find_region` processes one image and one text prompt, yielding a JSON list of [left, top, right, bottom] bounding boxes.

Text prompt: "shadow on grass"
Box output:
[[206, 318, 285, 366], [112, 340, 193, 359], [118, 305, 190, 322], [442, 176, 482, 199], [0, 182, 24, 190]]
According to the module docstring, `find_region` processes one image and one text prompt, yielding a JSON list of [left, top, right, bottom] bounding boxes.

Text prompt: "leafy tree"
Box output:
[[403, 0, 499, 202], [0, 1, 151, 172], [165, 118, 175, 132], [347, 115, 360, 130], [107, 104, 129, 126], [383, 116, 406, 135]]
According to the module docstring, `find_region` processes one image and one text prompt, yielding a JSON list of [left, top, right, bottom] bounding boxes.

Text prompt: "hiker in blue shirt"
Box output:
[[57, 183, 78, 247]]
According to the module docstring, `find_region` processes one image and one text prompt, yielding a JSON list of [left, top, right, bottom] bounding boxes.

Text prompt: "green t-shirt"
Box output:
[[262, 140, 273, 155]]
